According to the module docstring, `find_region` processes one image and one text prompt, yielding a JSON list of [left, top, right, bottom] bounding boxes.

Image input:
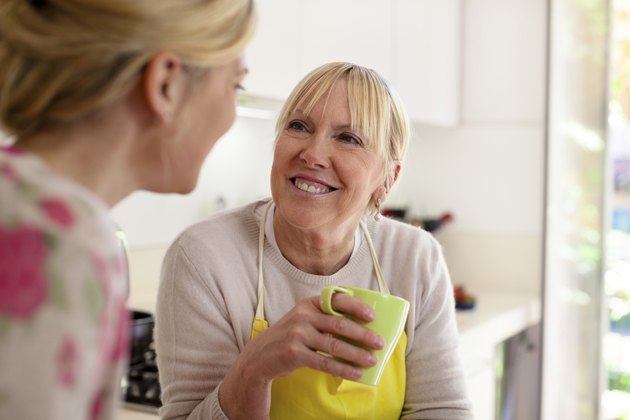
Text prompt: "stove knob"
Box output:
[[146, 383, 159, 400], [129, 382, 142, 399]]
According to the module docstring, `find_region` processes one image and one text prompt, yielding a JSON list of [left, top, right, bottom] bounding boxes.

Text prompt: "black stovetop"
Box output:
[[122, 341, 161, 412]]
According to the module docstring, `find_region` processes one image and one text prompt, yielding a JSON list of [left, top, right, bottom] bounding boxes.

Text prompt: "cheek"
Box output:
[[270, 149, 284, 185], [203, 91, 237, 139], [217, 92, 237, 131], [340, 157, 381, 192], [270, 140, 294, 188]]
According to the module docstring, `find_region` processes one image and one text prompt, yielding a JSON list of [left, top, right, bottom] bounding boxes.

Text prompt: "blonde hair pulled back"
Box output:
[[0, 0, 255, 136]]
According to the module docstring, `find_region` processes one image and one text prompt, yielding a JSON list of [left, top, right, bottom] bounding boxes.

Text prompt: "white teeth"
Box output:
[[294, 179, 331, 194]]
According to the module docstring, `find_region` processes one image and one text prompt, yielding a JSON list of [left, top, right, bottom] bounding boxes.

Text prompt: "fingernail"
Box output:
[[364, 310, 375, 321], [368, 354, 378, 365], [374, 336, 385, 348]]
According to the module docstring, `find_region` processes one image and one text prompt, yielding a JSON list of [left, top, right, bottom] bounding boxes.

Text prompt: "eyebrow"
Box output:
[[292, 109, 358, 132]]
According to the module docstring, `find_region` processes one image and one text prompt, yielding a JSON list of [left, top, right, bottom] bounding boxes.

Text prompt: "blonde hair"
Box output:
[[275, 62, 410, 189], [0, 0, 255, 136]]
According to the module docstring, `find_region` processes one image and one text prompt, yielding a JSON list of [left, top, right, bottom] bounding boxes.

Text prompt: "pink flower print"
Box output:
[[90, 390, 105, 420], [0, 162, 15, 181], [56, 335, 79, 387], [1, 145, 24, 155], [0, 226, 48, 319], [91, 253, 109, 286], [41, 198, 75, 229]]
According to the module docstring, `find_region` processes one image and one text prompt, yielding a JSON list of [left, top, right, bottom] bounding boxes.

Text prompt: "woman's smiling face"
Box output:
[[270, 78, 386, 233]]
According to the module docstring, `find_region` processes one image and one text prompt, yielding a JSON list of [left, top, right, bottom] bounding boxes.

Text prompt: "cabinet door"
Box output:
[[395, 0, 461, 126], [243, 0, 301, 100], [461, 341, 497, 420], [301, 0, 394, 83]]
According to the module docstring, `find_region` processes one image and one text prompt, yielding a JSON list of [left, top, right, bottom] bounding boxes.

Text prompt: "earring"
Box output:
[[374, 199, 382, 221]]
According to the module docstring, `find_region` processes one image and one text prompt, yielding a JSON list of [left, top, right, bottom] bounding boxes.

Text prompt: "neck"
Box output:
[[272, 211, 358, 276], [15, 87, 158, 207], [17, 114, 140, 208]]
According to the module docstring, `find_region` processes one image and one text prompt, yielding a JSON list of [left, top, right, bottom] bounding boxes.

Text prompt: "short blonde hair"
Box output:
[[0, 0, 256, 136], [275, 62, 410, 188]]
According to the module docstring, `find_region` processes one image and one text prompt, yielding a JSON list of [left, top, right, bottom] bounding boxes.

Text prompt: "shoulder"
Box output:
[[366, 217, 450, 295], [165, 198, 268, 262], [0, 149, 127, 385], [368, 216, 443, 257], [1, 147, 116, 233], [0, 148, 120, 261]]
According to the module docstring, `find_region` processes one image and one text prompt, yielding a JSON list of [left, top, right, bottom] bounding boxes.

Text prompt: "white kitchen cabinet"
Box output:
[[456, 290, 541, 420], [245, 0, 461, 126], [395, 0, 461, 126], [301, 0, 394, 83], [461, 0, 547, 124], [243, 0, 301, 100], [461, 342, 497, 420]]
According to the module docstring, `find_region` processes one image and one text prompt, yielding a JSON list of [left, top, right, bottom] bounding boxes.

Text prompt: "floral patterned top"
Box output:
[[0, 146, 130, 420]]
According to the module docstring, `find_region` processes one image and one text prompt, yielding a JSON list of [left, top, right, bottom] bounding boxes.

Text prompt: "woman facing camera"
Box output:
[[156, 62, 473, 419], [0, 1, 254, 419]]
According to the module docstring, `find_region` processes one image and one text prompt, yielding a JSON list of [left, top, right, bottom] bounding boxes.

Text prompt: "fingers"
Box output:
[[328, 292, 376, 322], [321, 314, 384, 351], [255, 316, 374, 381], [248, 296, 386, 382], [316, 329, 378, 367], [315, 294, 385, 350], [304, 346, 365, 381]]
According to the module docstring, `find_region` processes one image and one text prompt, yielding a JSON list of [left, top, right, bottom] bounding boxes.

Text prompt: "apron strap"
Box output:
[[255, 201, 274, 320], [359, 220, 390, 295]]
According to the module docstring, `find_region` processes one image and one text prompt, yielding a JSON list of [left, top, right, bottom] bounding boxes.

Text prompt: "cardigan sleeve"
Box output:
[[400, 232, 474, 419], [155, 239, 235, 420]]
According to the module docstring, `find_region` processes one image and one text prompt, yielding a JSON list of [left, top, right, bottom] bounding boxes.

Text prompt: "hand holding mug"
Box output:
[[320, 285, 409, 386]]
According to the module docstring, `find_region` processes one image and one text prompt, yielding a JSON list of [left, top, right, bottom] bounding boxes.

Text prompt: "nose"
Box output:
[[299, 133, 331, 169]]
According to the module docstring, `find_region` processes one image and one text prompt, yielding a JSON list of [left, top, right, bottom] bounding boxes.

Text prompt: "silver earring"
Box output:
[[374, 199, 382, 221]]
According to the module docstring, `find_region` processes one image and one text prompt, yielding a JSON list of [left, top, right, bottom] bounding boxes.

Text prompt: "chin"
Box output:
[[175, 179, 198, 195], [146, 175, 198, 195]]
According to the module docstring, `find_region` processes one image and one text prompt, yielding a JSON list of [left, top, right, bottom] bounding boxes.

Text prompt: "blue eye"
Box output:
[[338, 133, 361, 145], [287, 120, 308, 131]]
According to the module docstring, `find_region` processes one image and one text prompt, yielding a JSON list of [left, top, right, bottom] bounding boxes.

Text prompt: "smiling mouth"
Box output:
[[292, 178, 336, 194]]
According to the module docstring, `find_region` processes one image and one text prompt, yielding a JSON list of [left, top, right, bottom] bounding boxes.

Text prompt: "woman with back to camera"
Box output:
[[156, 62, 473, 419], [0, 0, 255, 419]]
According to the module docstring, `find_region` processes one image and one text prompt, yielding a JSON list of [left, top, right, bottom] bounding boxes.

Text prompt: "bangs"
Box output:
[[346, 67, 391, 157]]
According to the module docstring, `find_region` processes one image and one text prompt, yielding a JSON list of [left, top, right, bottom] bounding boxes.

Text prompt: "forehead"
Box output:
[[297, 80, 350, 123]]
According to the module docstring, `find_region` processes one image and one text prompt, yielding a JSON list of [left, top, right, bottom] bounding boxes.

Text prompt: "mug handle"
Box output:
[[320, 286, 353, 317]]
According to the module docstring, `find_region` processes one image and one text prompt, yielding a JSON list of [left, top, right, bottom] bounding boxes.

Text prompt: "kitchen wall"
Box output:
[[113, 0, 548, 310]]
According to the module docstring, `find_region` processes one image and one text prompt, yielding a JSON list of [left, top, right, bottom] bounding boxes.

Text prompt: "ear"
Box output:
[[143, 52, 187, 123], [389, 161, 402, 188], [372, 161, 402, 204]]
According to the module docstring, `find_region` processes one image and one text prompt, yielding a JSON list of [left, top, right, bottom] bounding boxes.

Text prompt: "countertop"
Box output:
[[455, 289, 541, 349], [119, 408, 159, 420], [119, 289, 540, 419]]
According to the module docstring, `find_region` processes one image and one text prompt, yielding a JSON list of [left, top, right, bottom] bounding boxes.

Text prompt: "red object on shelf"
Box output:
[[454, 285, 476, 310]]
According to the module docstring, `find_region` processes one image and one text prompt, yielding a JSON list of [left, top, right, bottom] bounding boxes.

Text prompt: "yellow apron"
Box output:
[[251, 202, 407, 419]]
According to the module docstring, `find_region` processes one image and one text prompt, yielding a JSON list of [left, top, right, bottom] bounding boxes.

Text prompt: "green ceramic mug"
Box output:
[[319, 285, 410, 386]]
